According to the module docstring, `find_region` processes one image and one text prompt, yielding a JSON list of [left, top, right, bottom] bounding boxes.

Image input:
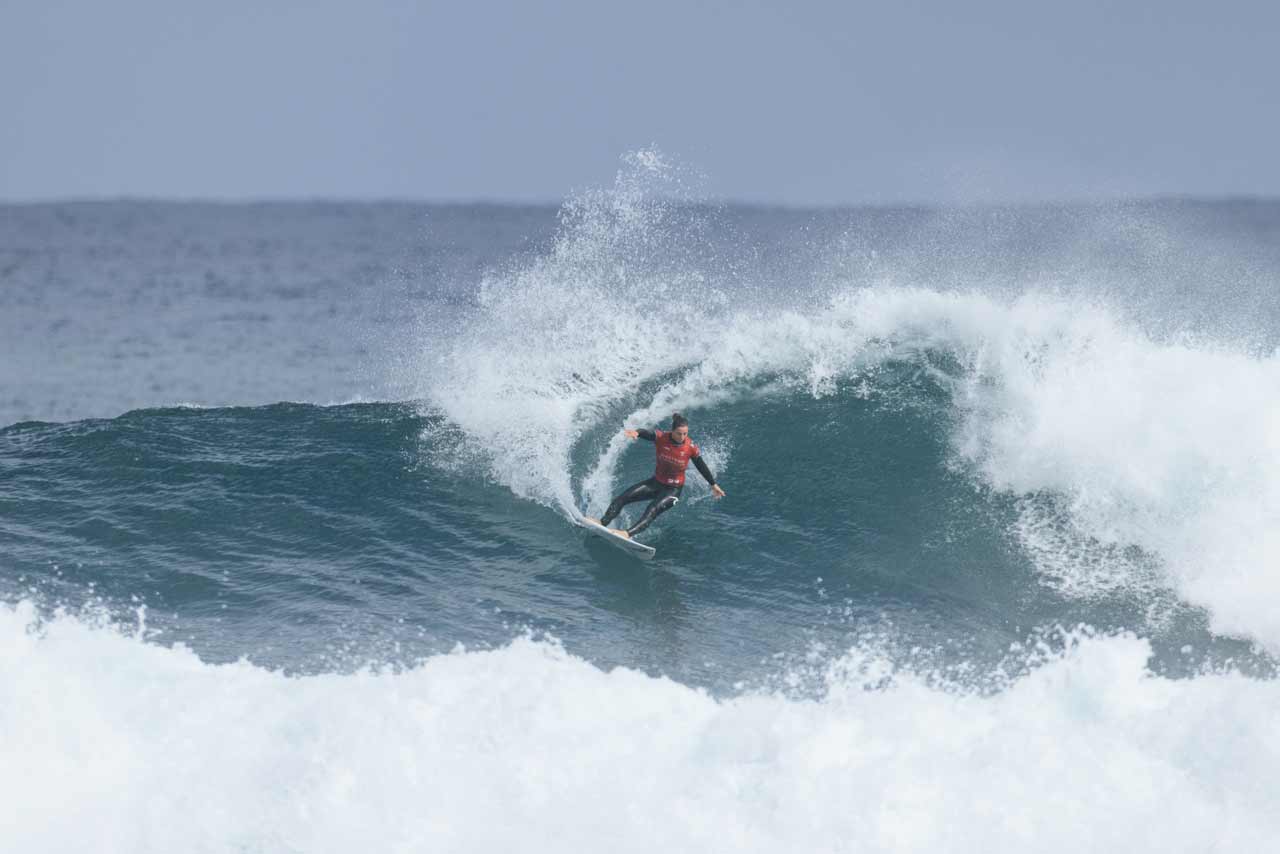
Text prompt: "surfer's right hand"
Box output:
[[623, 429, 639, 439]]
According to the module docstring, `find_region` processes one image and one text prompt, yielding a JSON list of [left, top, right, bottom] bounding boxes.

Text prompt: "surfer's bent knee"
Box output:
[[625, 489, 681, 536]]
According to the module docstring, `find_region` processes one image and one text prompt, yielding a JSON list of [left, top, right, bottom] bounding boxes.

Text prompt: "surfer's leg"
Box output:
[[626, 486, 681, 537], [600, 479, 661, 527]]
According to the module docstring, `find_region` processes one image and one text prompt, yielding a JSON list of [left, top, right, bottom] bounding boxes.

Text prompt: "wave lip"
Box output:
[[3, 601, 1278, 853]]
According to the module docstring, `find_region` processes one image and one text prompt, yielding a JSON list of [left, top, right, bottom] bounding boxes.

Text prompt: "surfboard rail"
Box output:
[[577, 517, 656, 560]]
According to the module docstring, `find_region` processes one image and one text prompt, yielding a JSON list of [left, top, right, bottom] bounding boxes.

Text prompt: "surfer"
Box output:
[[587, 412, 725, 540]]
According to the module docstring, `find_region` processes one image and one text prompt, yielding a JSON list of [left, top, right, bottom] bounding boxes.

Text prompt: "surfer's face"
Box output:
[[671, 427, 689, 442]]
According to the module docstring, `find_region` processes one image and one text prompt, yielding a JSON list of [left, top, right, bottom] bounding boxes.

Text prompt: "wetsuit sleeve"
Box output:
[[692, 453, 716, 486], [636, 428, 657, 442]]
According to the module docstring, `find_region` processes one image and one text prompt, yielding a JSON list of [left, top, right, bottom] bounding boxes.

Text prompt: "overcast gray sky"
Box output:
[[2, 0, 1277, 205]]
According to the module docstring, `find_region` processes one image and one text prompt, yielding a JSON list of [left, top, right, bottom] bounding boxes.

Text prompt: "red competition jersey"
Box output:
[[653, 430, 700, 486]]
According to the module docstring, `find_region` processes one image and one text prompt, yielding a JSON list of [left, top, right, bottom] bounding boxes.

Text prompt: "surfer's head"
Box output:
[[670, 412, 689, 442]]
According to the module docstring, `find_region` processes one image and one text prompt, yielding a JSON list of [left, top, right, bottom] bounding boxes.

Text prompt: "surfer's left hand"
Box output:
[[711, 484, 726, 499]]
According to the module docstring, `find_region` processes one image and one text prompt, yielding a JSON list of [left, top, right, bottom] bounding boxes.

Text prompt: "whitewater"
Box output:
[[5, 601, 1280, 852], [4, 154, 1280, 851]]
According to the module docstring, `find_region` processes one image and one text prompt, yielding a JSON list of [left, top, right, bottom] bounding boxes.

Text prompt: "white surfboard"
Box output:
[[577, 517, 656, 560]]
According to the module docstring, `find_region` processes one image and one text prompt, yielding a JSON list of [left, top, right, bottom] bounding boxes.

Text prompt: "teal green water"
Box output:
[[2, 387, 1268, 690], [6, 186, 1280, 850]]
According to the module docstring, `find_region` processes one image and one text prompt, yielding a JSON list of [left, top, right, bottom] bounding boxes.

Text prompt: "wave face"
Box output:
[[5, 156, 1280, 850]]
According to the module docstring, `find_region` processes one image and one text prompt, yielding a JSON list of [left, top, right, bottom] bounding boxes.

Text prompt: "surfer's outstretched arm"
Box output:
[[692, 453, 726, 498], [623, 428, 657, 442]]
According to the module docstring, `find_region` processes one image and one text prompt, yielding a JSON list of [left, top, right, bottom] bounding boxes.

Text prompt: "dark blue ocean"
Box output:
[[4, 161, 1280, 851]]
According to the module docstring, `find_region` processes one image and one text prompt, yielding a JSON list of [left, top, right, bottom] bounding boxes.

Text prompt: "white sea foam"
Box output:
[[2, 600, 1276, 854]]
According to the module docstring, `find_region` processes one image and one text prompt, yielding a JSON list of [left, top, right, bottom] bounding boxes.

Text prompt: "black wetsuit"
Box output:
[[600, 429, 717, 536]]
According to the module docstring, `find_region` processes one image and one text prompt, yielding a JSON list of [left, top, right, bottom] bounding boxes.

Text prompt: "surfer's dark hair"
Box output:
[[671, 412, 688, 429]]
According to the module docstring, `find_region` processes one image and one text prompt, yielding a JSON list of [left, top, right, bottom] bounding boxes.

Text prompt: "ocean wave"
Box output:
[[411, 154, 1280, 652], [424, 276, 1280, 650]]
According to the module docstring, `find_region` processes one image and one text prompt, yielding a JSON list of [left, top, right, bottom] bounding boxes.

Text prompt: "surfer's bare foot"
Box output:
[[613, 530, 631, 539]]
